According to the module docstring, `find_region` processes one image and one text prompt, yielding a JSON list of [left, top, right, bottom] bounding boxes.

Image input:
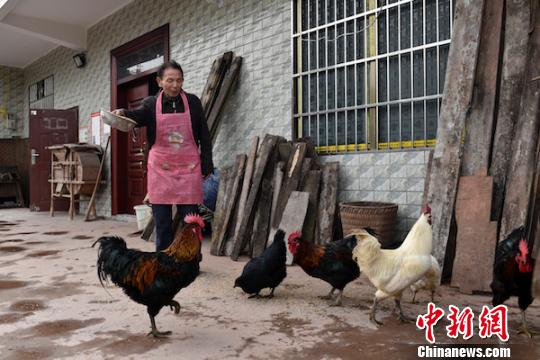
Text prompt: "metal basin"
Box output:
[[100, 109, 137, 132]]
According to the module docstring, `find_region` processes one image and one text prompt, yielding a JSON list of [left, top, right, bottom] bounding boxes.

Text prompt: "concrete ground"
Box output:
[[0, 208, 539, 360]]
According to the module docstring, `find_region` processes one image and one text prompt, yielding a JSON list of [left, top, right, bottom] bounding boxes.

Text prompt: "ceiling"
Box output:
[[0, 0, 134, 68]]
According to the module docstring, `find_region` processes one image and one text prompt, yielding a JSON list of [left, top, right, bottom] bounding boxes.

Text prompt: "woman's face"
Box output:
[[157, 68, 183, 97]]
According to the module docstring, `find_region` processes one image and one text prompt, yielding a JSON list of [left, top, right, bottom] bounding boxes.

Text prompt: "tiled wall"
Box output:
[[0, 66, 24, 138], [19, 0, 428, 235], [326, 150, 429, 241]]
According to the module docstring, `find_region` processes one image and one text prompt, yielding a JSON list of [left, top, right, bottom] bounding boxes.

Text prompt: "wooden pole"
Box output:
[[84, 136, 110, 221], [427, 0, 485, 266]]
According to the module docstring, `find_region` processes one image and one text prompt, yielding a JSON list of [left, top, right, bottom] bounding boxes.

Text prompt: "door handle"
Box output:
[[31, 149, 40, 165]]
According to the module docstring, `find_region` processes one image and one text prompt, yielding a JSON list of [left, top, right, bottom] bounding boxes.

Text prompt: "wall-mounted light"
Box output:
[[73, 53, 86, 68]]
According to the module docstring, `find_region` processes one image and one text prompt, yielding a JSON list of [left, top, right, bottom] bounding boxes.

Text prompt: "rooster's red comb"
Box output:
[[288, 231, 302, 242], [184, 213, 205, 228], [423, 203, 432, 215], [519, 239, 529, 257]]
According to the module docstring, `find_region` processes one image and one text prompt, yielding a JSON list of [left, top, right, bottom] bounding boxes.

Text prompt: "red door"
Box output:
[[125, 82, 148, 212], [112, 78, 149, 214], [29, 108, 78, 211]]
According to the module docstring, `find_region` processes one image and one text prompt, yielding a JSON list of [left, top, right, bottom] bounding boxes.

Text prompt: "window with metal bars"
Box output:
[[29, 75, 54, 109], [292, 0, 453, 153]]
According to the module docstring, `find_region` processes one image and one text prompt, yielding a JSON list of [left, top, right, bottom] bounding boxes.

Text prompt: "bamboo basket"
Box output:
[[339, 201, 398, 248]]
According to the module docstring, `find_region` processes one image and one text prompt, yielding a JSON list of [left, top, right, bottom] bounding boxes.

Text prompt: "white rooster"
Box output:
[[409, 255, 441, 303], [351, 204, 433, 325]]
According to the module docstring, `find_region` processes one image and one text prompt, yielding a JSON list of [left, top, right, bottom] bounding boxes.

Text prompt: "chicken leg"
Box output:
[[517, 310, 538, 338], [168, 300, 181, 314], [147, 315, 172, 338], [411, 290, 419, 304], [369, 298, 383, 326], [320, 287, 336, 300], [395, 299, 415, 323], [261, 288, 275, 299], [330, 289, 344, 307]]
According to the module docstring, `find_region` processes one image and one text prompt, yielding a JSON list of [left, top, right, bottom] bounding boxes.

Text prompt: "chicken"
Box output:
[[234, 229, 287, 298], [351, 204, 433, 325], [287, 231, 360, 306], [491, 226, 537, 337], [409, 255, 441, 303], [93, 214, 204, 337]]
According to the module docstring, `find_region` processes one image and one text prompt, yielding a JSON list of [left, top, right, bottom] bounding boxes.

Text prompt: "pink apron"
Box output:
[[147, 90, 203, 204]]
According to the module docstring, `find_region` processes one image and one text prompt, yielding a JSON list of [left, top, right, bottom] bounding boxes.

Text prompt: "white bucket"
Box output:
[[134, 204, 152, 230]]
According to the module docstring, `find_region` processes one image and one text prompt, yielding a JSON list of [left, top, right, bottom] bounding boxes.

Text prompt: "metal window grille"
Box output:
[[292, 0, 453, 153], [29, 75, 54, 109]]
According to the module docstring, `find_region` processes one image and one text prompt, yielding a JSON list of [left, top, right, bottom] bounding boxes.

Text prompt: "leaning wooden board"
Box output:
[[426, 0, 485, 266], [201, 52, 233, 120], [231, 135, 279, 260], [461, 0, 504, 177], [216, 155, 246, 255], [272, 143, 307, 229], [210, 167, 231, 255], [208, 56, 243, 139], [279, 191, 310, 265], [499, 4, 540, 242], [489, 0, 531, 223], [452, 169, 497, 294], [301, 170, 322, 245], [232, 136, 259, 245], [316, 162, 339, 245]]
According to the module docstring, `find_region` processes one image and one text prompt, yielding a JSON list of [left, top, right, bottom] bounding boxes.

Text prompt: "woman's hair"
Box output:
[[158, 60, 183, 78]]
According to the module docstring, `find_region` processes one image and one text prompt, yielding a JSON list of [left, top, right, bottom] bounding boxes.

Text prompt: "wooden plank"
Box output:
[[85, 136, 110, 221], [231, 134, 279, 260], [316, 162, 339, 245], [426, 0, 485, 266], [301, 170, 321, 245], [279, 191, 310, 265], [461, 0, 504, 176], [210, 167, 231, 255], [270, 161, 285, 227], [499, 4, 540, 241], [208, 56, 243, 139], [278, 142, 293, 163], [272, 143, 307, 229], [300, 158, 312, 185], [452, 170, 498, 294], [201, 52, 233, 118], [489, 0, 531, 223], [296, 137, 322, 169], [251, 177, 273, 258], [231, 136, 259, 243], [216, 155, 246, 255]]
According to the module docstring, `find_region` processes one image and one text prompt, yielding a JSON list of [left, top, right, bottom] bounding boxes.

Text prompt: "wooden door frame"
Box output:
[[110, 24, 169, 215]]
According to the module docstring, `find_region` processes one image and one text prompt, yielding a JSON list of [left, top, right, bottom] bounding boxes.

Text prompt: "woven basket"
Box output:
[[339, 201, 398, 248]]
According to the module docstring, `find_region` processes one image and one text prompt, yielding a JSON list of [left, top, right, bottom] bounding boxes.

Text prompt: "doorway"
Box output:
[[28, 108, 79, 211], [110, 24, 169, 215]]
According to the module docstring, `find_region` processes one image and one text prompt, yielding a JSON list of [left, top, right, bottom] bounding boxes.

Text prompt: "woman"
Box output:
[[114, 60, 213, 251]]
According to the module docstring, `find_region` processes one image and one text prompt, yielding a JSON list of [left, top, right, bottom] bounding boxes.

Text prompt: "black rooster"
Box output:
[[234, 229, 287, 298], [288, 232, 360, 306], [93, 214, 204, 337], [491, 226, 537, 337]]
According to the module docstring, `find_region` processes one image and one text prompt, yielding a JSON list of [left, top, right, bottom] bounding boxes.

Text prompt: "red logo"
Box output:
[[478, 305, 509, 342], [417, 304, 509, 343], [446, 305, 474, 340], [416, 303, 445, 344]]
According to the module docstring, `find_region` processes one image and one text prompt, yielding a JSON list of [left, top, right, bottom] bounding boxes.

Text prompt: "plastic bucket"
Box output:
[[134, 204, 152, 230]]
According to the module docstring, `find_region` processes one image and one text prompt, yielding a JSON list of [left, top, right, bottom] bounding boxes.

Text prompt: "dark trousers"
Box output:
[[152, 204, 199, 251]]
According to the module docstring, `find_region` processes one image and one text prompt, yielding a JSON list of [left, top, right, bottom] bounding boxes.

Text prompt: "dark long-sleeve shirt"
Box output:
[[124, 92, 214, 176]]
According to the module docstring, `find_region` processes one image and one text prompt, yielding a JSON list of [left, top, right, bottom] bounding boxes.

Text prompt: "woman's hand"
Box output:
[[143, 193, 150, 205], [112, 109, 125, 116]]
